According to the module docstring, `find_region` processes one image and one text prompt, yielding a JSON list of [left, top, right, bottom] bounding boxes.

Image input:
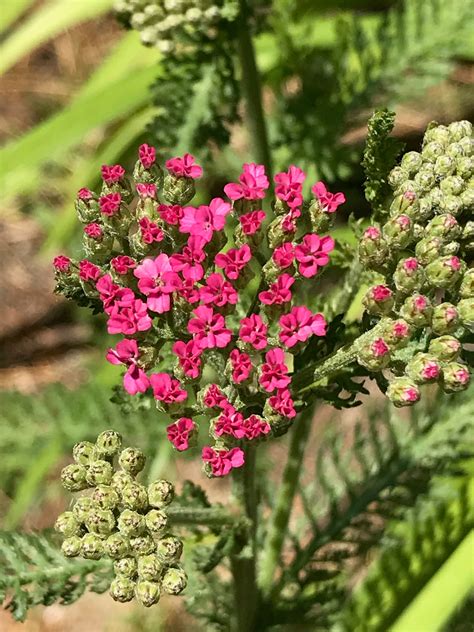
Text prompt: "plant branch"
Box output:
[[257, 405, 315, 598], [167, 506, 239, 527]]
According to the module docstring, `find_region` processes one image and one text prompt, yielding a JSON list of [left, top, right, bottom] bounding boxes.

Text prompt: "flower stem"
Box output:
[[167, 506, 238, 527], [236, 0, 272, 173], [257, 405, 314, 598]]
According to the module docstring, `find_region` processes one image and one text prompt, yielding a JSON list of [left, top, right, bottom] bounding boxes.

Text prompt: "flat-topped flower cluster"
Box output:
[[54, 146, 343, 477]]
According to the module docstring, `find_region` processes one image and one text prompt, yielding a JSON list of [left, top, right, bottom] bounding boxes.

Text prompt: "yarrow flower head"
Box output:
[[166, 153, 202, 179], [224, 163, 269, 201]]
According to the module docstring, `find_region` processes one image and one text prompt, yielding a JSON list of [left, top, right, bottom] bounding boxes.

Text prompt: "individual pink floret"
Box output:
[[188, 305, 232, 350], [259, 274, 295, 306], [294, 234, 335, 278], [139, 143, 156, 169], [111, 256, 137, 275], [259, 347, 292, 392], [53, 255, 71, 272], [171, 235, 207, 282], [99, 192, 122, 216], [106, 338, 150, 395], [215, 244, 252, 281], [312, 181, 346, 213], [239, 210, 266, 235], [136, 183, 157, 198], [274, 165, 306, 209], [101, 164, 125, 185], [84, 223, 103, 239], [96, 274, 135, 314], [134, 254, 181, 314], [279, 306, 326, 348], [79, 260, 101, 282], [224, 163, 269, 201], [202, 446, 245, 477], [273, 242, 295, 269], [158, 204, 184, 226], [269, 388, 296, 419], [167, 418, 196, 451], [107, 299, 152, 335], [139, 218, 164, 244], [173, 339, 202, 379], [166, 153, 203, 179], [239, 314, 268, 350], [149, 372, 188, 403], [229, 348, 253, 383], [199, 273, 238, 307]]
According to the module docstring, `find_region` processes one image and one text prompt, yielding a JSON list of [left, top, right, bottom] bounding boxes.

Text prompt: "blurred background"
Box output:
[[0, 0, 473, 630]]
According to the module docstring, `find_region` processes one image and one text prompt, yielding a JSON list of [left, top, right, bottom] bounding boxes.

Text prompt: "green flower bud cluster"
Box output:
[[57, 430, 187, 606], [357, 121, 473, 406], [115, 0, 239, 56]]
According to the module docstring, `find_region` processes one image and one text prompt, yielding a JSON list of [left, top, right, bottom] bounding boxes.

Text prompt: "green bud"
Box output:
[[415, 236, 443, 265], [393, 257, 424, 294], [81, 533, 104, 560], [405, 353, 441, 384], [462, 223, 474, 254], [458, 298, 474, 330], [118, 509, 146, 537], [460, 185, 474, 211], [421, 141, 445, 162], [135, 580, 161, 607], [459, 269, 474, 299], [428, 336, 461, 362], [425, 213, 461, 242], [358, 227, 390, 269], [426, 187, 445, 213], [83, 231, 114, 262], [145, 509, 168, 534], [431, 302, 460, 335], [92, 484, 120, 510], [424, 124, 450, 147], [61, 536, 83, 558], [118, 447, 146, 475], [362, 285, 394, 316], [164, 174, 195, 205], [61, 463, 88, 492], [148, 480, 175, 508], [96, 430, 122, 457], [86, 459, 114, 486], [267, 215, 291, 250], [388, 166, 409, 189], [458, 135, 473, 157], [111, 470, 135, 493], [86, 508, 116, 536], [133, 159, 163, 187], [109, 576, 135, 603], [72, 441, 96, 465], [401, 151, 423, 176], [130, 534, 157, 556], [390, 190, 419, 217], [400, 294, 433, 327], [161, 566, 188, 595], [446, 142, 465, 161], [309, 203, 331, 233], [440, 175, 465, 196], [414, 167, 436, 194], [137, 554, 162, 581], [442, 194, 463, 217], [72, 496, 97, 523], [448, 120, 472, 142], [75, 195, 99, 224], [55, 511, 81, 537], [386, 377, 420, 407], [156, 535, 183, 564], [262, 399, 294, 437], [114, 556, 137, 578], [382, 214, 413, 249], [121, 481, 149, 511], [105, 533, 130, 559], [378, 318, 412, 348], [441, 363, 470, 393], [425, 255, 464, 289]]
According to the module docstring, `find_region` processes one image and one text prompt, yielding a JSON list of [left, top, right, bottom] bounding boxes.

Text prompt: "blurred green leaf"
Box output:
[[0, 0, 36, 33], [0, 0, 115, 76]]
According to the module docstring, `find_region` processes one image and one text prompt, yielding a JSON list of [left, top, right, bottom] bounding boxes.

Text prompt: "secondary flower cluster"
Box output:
[[115, 0, 239, 55], [357, 120, 473, 406], [53, 147, 343, 477], [56, 431, 186, 606]]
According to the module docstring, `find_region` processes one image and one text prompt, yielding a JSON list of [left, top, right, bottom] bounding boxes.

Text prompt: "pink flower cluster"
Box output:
[[53, 147, 345, 478]]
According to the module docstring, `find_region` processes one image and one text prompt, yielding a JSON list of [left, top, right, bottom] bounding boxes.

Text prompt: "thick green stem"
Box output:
[[257, 405, 314, 598], [236, 0, 272, 173], [167, 506, 238, 527], [231, 445, 259, 632]]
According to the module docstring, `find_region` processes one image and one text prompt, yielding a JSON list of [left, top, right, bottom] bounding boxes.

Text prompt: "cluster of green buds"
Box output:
[[357, 120, 473, 407], [115, 0, 239, 55], [56, 430, 187, 606]]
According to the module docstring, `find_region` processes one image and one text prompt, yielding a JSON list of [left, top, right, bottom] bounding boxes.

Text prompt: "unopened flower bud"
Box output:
[[92, 484, 120, 510], [457, 298, 474, 330], [308, 203, 331, 233], [393, 257, 424, 294], [148, 480, 174, 508], [448, 120, 472, 142], [119, 447, 146, 475], [461, 186, 474, 211], [462, 223, 474, 254], [72, 441, 96, 465], [356, 336, 391, 371], [83, 226, 114, 261], [111, 470, 135, 493], [55, 511, 81, 537], [422, 141, 445, 162], [163, 174, 195, 205], [401, 151, 423, 176], [130, 534, 156, 556], [456, 156, 473, 179], [431, 302, 460, 335], [105, 533, 130, 559], [135, 580, 161, 607], [137, 554, 162, 581], [428, 336, 461, 362], [161, 566, 188, 595], [379, 318, 412, 348], [425, 255, 464, 289], [110, 576, 135, 603], [400, 294, 433, 327], [388, 166, 409, 189], [458, 136, 473, 156], [118, 509, 146, 537], [386, 377, 420, 407], [415, 236, 443, 265], [363, 285, 394, 315], [75, 189, 99, 224], [145, 509, 168, 534], [389, 191, 418, 218], [156, 535, 183, 564], [414, 168, 436, 194], [114, 556, 137, 579], [406, 353, 441, 384], [81, 533, 104, 560], [86, 459, 114, 486], [424, 124, 450, 147], [61, 463, 88, 492], [426, 213, 461, 242], [73, 496, 97, 522], [440, 175, 465, 196], [442, 194, 463, 217], [358, 226, 389, 268], [383, 214, 413, 249], [86, 509, 116, 536], [121, 481, 149, 511], [96, 430, 122, 457], [426, 187, 445, 213], [459, 269, 474, 299], [61, 536, 83, 557], [442, 363, 470, 393]]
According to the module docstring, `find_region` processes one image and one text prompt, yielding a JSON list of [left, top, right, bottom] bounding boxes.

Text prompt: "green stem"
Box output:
[[167, 506, 238, 527], [231, 445, 259, 632], [257, 405, 314, 598], [236, 0, 272, 173]]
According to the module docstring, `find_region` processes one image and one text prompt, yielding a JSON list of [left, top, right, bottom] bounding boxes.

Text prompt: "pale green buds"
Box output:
[[425, 255, 464, 289], [422, 141, 445, 162], [161, 566, 187, 595], [459, 269, 474, 299], [61, 536, 82, 557], [130, 534, 157, 556], [388, 166, 409, 189], [386, 377, 420, 407], [118, 509, 146, 537], [73, 497, 97, 522], [105, 533, 130, 559], [72, 441, 96, 465], [86, 459, 114, 486], [121, 481, 149, 511], [448, 120, 472, 142], [378, 318, 411, 348], [135, 580, 161, 607], [55, 511, 81, 537], [358, 227, 389, 269], [137, 554, 162, 581], [356, 335, 391, 371], [148, 480, 175, 508], [382, 214, 413, 249], [156, 536, 183, 564], [426, 214, 461, 241], [81, 533, 104, 560], [75, 193, 99, 224], [457, 298, 474, 330], [442, 363, 470, 393], [109, 576, 135, 603], [61, 463, 88, 492], [86, 509, 116, 536], [114, 556, 137, 578], [363, 285, 394, 316], [428, 336, 461, 362], [118, 447, 146, 475], [393, 257, 424, 294], [431, 303, 460, 335], [93, 484, 120, 510], [145, 509, 168, 534], [405, 353, 441, 384], [401, 151, 423, 176], [415, 236, 443, 265], [164, 174, 195, 205], [111, 470, 135, 493], [96, 430, 123, 457], [400, 294, 433, 327]]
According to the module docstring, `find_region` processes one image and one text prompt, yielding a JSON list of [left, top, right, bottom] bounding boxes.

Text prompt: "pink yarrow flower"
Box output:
[[106, 339, 149, 395], [84, 223, 103, 239], [134, 254, 180, 314], [79, 260, 101, 282], [364, 226, 381, 239], [139, 143, 156, 169], [107, 299, 152, 335], [202, 446, 245, 477], [422, 361, 440, 381], [294, 234, 335, 278], [101, 164, 125, 184], [150, 372, 188, 404], [158, 204, 183, 226], [177, 278, 201, 304], [215, 244, 252, 280], [173, 340, 202, 379], [259, 347, 291, 392], [199, 273, 238, 307], [136, 183, 157, 198], [239, 210, 266, 235], [404, 257, 419, 272], [53, 255, 71, 272], [281, 208, 301, 234], [274, 165, 306, 209], [259, 274, 294, 306], [224, 163, 269, 201], [312, 181, 346, 213], [111, 256, 136, 275], [139, 218, 164, 244], [188, 305, 232, 350], [269, 388, 296, 419], [203, 384, 229, 409], [77, 187, 94, 200], [96, 274, 135, 314], [239, 314, 268, 350], [180, 198, 231, 242], [166, 153, 202, 179], [402, 386, 420, 403], [279, 306, 327, 348], [273, 242, 295, 269], [99, 192, 122, 216], [171, 235, 207, 282], [214, 408, 244, 438], [240, 415, 271, 440], [229, 349, 252, 383], [167, 418, 196, 451], [371, 285, 393, 302], [372, 338, 390, 357]]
